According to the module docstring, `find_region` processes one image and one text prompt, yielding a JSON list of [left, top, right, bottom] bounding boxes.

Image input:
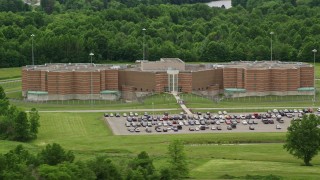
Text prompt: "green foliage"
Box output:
[[128, 151, 158, 180], [0, 0, 30, 12], [87, 156, 122, 180], [38, 162, 96, 180], [0, 86, 9, 115], [1, 2, 320, 67], [168, 140, 189, 179], [29, 108, 40, 139], [0, 145, 36, 180], [13, 111, 30, 142], [284, 114, 320, 166], [38, 143, 75, 165]]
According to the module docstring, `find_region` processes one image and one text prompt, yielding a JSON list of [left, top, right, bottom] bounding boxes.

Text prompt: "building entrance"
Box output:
[[167, 69, 179, 93]]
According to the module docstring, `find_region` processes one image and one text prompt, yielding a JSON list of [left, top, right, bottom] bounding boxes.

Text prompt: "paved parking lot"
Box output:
[[104, 110, 309, 135]]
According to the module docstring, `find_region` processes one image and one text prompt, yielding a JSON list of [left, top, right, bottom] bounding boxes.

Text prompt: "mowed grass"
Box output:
[[10, 93, 180, 111], [0, 67, 21, 80], [0, 112, 318, 179], [1, 81, 21, 93]]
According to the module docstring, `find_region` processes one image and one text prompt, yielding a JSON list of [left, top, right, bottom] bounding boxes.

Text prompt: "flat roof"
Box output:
[[22, 60, 312, 72], [23, 63, 126, 72], [224, 61, 311, 69]]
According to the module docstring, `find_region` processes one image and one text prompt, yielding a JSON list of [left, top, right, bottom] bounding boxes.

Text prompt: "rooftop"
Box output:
[[23, 63, 126, 72], [23, 60, 312, 72]]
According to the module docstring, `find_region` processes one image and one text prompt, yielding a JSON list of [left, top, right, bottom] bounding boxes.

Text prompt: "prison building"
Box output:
[[22, 59, 314, 101]]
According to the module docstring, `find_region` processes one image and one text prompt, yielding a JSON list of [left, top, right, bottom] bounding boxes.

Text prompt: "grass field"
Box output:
[[0, 67, 21, 80], [10, 93, 181, 111], [1, 112, 319, 179]]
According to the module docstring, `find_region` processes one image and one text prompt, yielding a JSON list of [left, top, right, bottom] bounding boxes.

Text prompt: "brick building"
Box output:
[[22, 59, 314, 101]]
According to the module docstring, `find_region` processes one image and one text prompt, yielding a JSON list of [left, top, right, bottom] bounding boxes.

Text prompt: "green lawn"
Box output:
[[1, 112, 319, 179], [0, 67, 21, 80], [1, 81, 21, 93], [10, 93, 180, 111]]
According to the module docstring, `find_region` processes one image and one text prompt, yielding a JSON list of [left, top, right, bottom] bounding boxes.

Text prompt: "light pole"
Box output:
[[142, 28, 146, 60], [89, 52, 94, 105], [270, 32, 274, 61], [312, 49, 317, 105], [31, 34, 35, 66]]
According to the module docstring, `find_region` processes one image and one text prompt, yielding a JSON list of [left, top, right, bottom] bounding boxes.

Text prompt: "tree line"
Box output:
[[0, 0, 319, 67], [0, 140, 189, 180], [0, 86, 40, 141]]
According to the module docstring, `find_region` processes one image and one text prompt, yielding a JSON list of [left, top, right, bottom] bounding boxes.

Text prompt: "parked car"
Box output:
[[198, 125, 205, 130], [146, 128, 152, 133], [217, 125, 222, 130], [155, 127, 162, 132], [135, 128, 140, 132], [276, 124, 281, 129], [189, 127, 195, 131], [227, 125, 232, 130], [249, 125, 255, 130], [104, 113, 109, 117], [128, 127, 135, 132], [211, 126, 216, 130], [125, 122, 131, 127], [262, 119, 269, 124], [242, 120, 248, 125]]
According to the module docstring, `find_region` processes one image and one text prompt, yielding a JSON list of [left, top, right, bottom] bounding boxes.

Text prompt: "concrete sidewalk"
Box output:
[[172, 93, 193, 115]]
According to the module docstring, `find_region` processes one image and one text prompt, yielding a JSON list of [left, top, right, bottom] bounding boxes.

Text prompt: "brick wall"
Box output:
[[300, 66, 314, 87], [179, 73, 192, 93], [192, 69, 223, 91], [155, 72, 168, 93]]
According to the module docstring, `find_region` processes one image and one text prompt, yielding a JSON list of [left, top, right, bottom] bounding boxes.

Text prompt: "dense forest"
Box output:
[[0, 0, 319, 67], [0, 141, 188, 180]]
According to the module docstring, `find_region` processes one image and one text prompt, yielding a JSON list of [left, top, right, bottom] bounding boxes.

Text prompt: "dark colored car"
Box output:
[[217, 125, 222, 130], [268, 119, 274, 124]]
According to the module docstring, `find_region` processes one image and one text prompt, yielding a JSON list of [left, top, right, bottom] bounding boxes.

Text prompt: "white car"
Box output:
[[223, 111, 227, 115], [211, 126, 216, 130], [276, 124, 281, 129], [317, 108, 320, 112], [294, 109, 298, 113], [218, 111, 222, 115], [242, 120, 248, 125]]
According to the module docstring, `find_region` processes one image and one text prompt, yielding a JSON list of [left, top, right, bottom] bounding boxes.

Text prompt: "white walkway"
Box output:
[[172, 92, 193, 115]]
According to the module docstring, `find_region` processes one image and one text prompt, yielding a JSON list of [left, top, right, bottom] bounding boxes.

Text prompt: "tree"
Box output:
[[0, 145, 35, 180], [128, 151, 157, 180], [29, 108, 40, 139], [0, 86, 9, 115], [38, 162, 96, 180], [13, 111, 30, 142], [87, 156, 122, 180], [168, 140, 188, 179], [38, 143, 75, 166], [284, 114, 320, 166], [40, 0, 55, 14]]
